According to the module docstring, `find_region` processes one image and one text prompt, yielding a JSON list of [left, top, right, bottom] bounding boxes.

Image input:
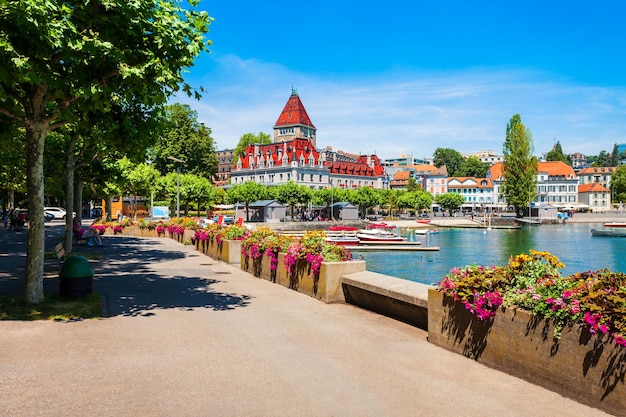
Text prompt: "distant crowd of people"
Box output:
[[2, 209, 25, 231]]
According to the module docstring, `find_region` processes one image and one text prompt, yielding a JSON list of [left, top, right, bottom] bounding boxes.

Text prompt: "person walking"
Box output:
[[8, 209, 16, 231]]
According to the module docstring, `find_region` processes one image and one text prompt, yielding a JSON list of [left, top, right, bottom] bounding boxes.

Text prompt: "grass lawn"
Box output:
[[0, 293, 102, 321]]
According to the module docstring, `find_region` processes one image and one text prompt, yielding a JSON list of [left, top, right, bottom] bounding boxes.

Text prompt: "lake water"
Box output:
[[352, 222, 626, 285]]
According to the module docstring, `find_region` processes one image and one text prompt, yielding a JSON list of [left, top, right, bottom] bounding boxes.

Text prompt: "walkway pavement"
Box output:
[[0, 221, 615, 417]]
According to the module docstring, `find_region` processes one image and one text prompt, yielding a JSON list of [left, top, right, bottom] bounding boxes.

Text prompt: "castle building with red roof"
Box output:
[[231, 89, 386, 189]]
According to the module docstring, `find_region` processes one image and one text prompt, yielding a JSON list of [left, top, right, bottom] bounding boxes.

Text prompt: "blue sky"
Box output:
[[175, 1, 626, 160]]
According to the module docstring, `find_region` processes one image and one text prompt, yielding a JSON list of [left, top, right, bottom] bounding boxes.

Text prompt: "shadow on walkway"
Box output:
[[0, 225, 252, 318]]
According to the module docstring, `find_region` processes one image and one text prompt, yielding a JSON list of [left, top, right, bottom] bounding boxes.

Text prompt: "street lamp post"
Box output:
[[167, 156, 185, 218]]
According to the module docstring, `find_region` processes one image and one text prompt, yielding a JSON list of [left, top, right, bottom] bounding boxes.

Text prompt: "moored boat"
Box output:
[[357, 223, 406, 242], [603, 222, 626, 228], [591, 228, 626, 237], [325, 235, 360, 246]]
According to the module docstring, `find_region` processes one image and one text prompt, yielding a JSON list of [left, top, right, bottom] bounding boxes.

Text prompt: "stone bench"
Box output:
[[341, 271, 431, 330]]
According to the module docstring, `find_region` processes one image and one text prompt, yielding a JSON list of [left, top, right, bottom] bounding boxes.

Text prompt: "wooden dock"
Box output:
[[351, 245, 440, 252], [357, 240, 421, 246]]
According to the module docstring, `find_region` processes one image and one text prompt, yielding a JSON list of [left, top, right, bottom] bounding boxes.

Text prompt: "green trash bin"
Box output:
[[59, 255, 94, 299]]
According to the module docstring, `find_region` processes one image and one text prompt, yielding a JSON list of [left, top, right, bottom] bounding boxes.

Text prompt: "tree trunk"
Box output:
[[75, 178, 84, 222], [64, 138, 77, 254], [24, 120, 47, 304], [7, 189, 15, 209], [105, 196, 113, 221]]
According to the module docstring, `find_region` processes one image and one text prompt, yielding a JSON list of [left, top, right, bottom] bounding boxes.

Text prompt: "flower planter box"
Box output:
[[241, 253, 274, 281], [427, 288, 625, 416], [217, 240, 241, 265], [205, 239, 219, 258], [276, 253, 366, 303], [140, 229, 158, 238], [202, 239, 241, 265]]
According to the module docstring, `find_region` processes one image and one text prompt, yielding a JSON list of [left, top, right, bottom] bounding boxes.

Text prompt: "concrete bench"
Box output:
[[341, 271, 432, 330]]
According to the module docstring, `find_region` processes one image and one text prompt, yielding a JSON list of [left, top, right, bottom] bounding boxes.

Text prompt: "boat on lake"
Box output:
[[325, 225, 359, 246], [325, 235, 360, 246], [357, 223, 406, 242], [591, 228, 626, 237], [603, 222, 626, 228]]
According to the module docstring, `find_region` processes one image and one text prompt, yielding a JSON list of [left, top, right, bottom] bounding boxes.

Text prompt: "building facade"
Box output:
[[577, 166, 616, 190], [230, 90, 385, 189], [488, 161, 579, 207], [578, 183, 611, 211], [447, 177, 494, 206], [214, 148, 235, 187], [472, 150, 503, 165]]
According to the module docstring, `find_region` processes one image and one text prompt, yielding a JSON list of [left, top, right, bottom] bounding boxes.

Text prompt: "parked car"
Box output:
[[44, 207, 68, 219]]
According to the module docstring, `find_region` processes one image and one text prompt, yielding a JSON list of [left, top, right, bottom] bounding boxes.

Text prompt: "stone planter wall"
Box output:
[[199, 239, 241, 265], [241, 253, 275, 281], [219, 240, 242, 265], [276, 253, 366, 303], [427, 288, 625, 416]]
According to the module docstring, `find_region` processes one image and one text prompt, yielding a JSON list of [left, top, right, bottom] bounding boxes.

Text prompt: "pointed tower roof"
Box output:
[[274, 89, 315, 129]]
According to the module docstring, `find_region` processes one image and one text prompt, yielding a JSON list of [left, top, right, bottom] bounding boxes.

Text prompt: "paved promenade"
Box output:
[[0, 219, 616, 417]]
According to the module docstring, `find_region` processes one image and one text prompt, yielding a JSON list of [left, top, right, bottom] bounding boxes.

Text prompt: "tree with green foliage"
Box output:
[[234, 132, 273, 158], [594, 150, 613, 167], [379, 188, 405, 217], [435, 192, 465, 213], [117, 158, 160, 220], [545, 141, 571, 165], [350, 186, 382, 218], [398, 190, 433, 214], [611, 143, 620, 167], [0, 124, 26, 210], [433, 148, 465, 176], [0, 0, 211, 303], [275, 181, 313, 220], [150, 104, 217, 179], [225, 181, 268, 221], [611, 165, 626, 205], [406, 177, 420, 192], [502, 114, 538, 218], [458, 156, 489, 178]]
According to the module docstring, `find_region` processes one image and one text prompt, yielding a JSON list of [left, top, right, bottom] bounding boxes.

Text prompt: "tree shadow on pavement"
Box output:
[[91, 236, 253, 317]]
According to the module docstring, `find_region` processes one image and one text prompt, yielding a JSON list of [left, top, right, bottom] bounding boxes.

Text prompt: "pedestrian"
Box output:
[[8, 209, 16, 231], [16, 210, 25, 231], [2, 210, 8, 228]]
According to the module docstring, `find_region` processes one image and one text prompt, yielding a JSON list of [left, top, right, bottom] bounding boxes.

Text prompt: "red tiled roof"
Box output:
[[578, 183, 610, 193], [448, 177, 493, 189], [577, 167, 617, 175], [489, 161, 576, 179], [236, 138, 384, 178], [537, 161, 576, 177], [274, 92, 315, 128], [394, 171, 411, 180]]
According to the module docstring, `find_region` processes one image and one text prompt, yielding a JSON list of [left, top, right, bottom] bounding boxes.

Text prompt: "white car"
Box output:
[[44, 207, 68, 219]]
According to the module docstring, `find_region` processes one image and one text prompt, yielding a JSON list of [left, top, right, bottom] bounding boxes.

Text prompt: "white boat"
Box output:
[[357, 223, 406, 242], [413, 228, 439, 235], [325, 235, 360, 246]]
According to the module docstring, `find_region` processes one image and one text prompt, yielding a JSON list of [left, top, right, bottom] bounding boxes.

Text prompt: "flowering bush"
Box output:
[[438, 250, 626, 347], [113, 225, 123, 235], [283, 230, 352, 278], [194, 229, 208, 241], [91, 224, 106, 235], [224, 224, 247, 241], [156, 225, 165, 236]]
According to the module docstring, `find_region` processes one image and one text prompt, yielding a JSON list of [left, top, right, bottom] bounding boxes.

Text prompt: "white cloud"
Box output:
[[174, 56, 626, 159]]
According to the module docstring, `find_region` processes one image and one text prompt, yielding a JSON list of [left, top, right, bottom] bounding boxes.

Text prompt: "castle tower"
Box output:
[[273, 88, 316, 146]]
